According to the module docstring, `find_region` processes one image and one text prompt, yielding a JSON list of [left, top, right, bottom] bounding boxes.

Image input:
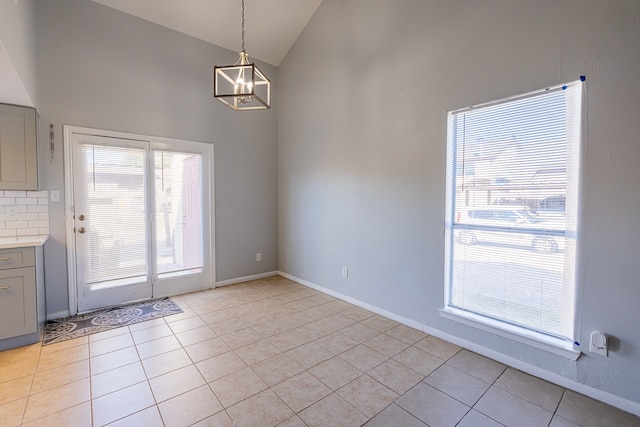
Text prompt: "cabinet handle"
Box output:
[[0, 286, 9, 291], [0, 258, 10, 261]]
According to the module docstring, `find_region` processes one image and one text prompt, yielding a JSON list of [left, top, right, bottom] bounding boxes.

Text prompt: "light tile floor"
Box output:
[[1, 276, 638, 427]]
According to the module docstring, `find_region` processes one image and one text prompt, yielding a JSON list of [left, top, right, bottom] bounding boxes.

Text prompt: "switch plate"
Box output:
[[256, 252, 262, 262], [51, 190, 61, 202], [341, 267, 348, 278], [589, 331, 608, 356]]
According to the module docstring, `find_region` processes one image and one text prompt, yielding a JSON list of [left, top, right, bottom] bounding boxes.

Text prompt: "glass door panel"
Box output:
[[154, 151, 203, 278], [73, 134, 152, 312]]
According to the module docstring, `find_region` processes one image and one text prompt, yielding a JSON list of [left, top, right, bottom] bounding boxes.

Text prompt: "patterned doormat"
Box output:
[[43, 297, 182, 345]]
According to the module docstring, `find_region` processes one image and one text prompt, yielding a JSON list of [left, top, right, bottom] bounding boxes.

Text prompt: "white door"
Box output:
[[68, 130, 213, 313], [72, 134, 151, 312]]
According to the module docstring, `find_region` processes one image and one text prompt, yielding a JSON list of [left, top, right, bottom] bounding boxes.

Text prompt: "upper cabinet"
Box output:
[[0, 103, 38, 190]]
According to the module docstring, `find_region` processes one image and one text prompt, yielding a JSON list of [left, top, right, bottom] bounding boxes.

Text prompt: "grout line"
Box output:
[[10, 277, 634, 426]]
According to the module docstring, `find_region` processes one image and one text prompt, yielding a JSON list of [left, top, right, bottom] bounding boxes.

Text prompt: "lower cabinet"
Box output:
[[0, 246, 45, 350]]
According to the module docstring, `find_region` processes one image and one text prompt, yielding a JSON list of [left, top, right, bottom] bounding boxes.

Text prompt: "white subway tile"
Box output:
[[16, 205, 27, 213], [28, 205, 48, 213], [38, 213, 49, 221], [20, 213, 39, 221], [17, 228, 40, 236], [16, 198, 37, 205], [0, 198, 16, 206], [0, 221, 5, 229], [0, 229, 17, 237], [0, 206, 4, 213], [38, 227, 50, 235], [3, 191, 26, 198], [38, 198, 49, 206], [28, 220, 49, 228], [27, 190, 49, 198], [5, 221, 28, 229]]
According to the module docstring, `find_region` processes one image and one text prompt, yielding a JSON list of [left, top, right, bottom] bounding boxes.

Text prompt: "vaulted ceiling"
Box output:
[[1, 0, 321, 107], [91, 0, 323, 66]]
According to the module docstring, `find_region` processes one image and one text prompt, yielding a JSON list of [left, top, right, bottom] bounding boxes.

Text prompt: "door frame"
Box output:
[[63, 125, 216, 315]]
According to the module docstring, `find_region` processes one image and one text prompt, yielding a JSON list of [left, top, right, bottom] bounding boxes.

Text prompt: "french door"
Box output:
[[66, 128, 213, 313]]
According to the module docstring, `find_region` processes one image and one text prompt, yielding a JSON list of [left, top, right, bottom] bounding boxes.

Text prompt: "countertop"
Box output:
[[0, 235, 49, 249]]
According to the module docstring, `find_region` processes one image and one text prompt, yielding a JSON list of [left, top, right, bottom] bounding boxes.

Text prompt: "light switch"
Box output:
[[51, 190, 60, 202]]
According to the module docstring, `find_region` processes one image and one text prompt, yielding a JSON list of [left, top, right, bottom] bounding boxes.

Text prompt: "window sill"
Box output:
[[439, 307, 581, 361]]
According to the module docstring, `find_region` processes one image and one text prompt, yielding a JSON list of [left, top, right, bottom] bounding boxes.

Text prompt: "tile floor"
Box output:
[[1, 276, 638, 427]]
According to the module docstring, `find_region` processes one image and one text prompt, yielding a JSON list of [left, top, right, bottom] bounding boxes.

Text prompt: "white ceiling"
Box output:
[[0, 42, 34, 106], [91, 0, 322, 66]]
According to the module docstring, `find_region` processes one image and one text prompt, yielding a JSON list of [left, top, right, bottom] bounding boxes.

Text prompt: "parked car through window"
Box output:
[[455, 206, 563, 253]]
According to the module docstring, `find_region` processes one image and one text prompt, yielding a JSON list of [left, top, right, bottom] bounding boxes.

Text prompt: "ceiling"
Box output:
[[91, 0, 323, 66], [0, 42, 34, 106]]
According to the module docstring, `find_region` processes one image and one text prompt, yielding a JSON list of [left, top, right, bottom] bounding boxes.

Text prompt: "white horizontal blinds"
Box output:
[[560, 82, 583, 337], [154, 151, 203, 277], [447, 81, 582, 340], [80, 144, 148, 289]]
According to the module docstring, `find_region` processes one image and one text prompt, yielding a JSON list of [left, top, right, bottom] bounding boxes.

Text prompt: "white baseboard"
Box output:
[[278, 271, 640, 417], [47, 310, 70, 321], [278, 271, 425, 331], [215, 271, 279, 287], [420, 324, 640, 416]]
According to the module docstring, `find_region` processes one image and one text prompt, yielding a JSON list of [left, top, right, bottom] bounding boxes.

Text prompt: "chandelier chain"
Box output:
[[241, 0, 245, 52]]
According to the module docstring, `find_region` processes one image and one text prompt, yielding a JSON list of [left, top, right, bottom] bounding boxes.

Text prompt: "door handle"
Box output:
[[78, 227, 86, 234], [0, 286, 9, 291], [0, 257, 9, 261]]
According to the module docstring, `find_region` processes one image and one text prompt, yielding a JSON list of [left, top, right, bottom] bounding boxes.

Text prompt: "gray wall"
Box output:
[[278, 0, 640, 407], [36, 0, 278, 315], [0, 0, 38, 106]]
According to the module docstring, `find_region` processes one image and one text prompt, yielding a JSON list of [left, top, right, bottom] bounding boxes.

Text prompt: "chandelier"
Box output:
[[214, 0, 271, 110]]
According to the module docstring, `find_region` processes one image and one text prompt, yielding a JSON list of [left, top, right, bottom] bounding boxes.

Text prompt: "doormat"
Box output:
[[42, 297, 182, 345]]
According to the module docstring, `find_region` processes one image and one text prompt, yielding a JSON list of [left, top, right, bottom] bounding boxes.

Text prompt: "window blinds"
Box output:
[[445, 81, 583, 340], [80, 144, 148, 289]]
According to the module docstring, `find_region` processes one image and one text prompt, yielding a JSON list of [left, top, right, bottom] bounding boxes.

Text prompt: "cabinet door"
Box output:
[[0, 104, 38, 190], [0, 267, 37, 339]]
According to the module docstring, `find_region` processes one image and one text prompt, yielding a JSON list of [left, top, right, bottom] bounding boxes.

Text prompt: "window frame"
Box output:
[[442, 80, 585, 359]]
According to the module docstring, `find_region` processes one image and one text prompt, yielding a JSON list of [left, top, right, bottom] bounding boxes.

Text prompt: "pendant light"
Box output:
[[214, 0, 271, 110]]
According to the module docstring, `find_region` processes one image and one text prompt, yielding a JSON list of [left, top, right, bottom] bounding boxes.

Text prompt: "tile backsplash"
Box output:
[[0, 190, 49, 237]]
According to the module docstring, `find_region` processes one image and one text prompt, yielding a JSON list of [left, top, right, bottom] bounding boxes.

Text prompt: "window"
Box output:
[[444, 80, 583, 348]]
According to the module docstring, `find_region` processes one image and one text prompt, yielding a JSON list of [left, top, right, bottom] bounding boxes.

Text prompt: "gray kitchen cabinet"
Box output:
[[0, 103, 38, 190], [0, 246, 46, 350]]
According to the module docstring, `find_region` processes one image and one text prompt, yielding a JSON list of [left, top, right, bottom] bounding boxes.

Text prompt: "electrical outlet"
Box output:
[[589, 331, 608, 356], [256, 252, 262, 262], [341, 267, 348, 278]]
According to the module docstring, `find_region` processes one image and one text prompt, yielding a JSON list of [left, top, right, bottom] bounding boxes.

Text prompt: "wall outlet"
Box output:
[[256, 252, 262, 262], [341, 267, 348, 278], [589, 331, 608, 356]]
